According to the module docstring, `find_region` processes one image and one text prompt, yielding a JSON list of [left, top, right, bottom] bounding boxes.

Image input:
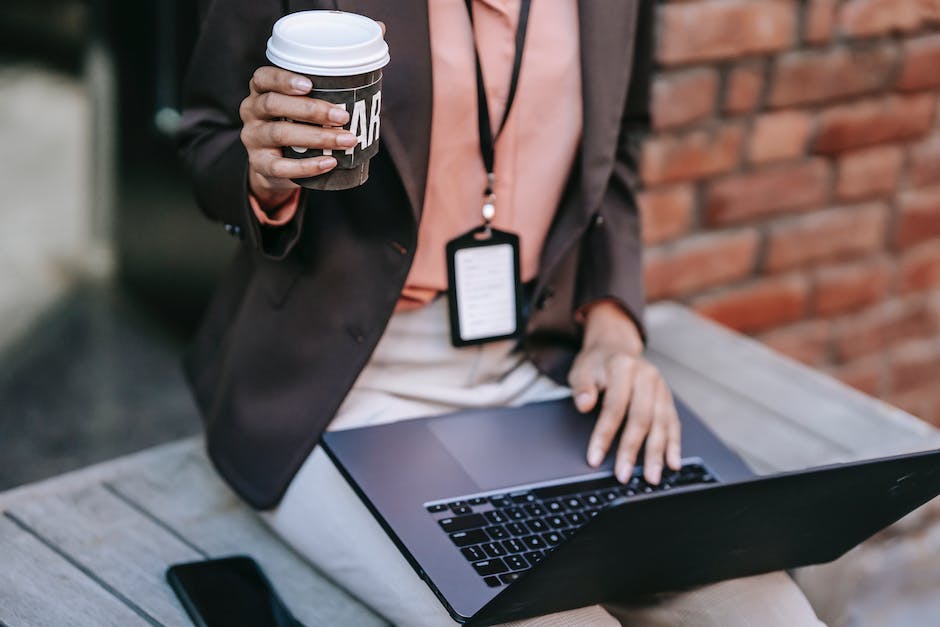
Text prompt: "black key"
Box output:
[[482, 542, 506, 558], [524, 550, 545, 565], [602, 490, 619, 501], [502, 538, 525, 554], [532, 475, 622, 500], [524, 503, 546, 517], [588, 509, 600, 518], [522, 534, 547, 550], [510, 492, 537, 504], [506, 522, 528, 536], [486, 525, 509, 540], [462, 545, 487, 562], [469, 497, 488, 506], [583, 493, 601, 507], [505, 554, 529, 571], [483, 575, 502, 588], [473, 559, 508, 576], [450, 529, 488, 547], [426, 503, 447, 513], [500, 571, 525, 584], [565, 496, 584, 510], [484, 510, 508, 525], [545, 500, 564, 513], [489, 495, 512, 508], [543, 531, 565, 546], [439, 514, 486, 533], [526, 518, 548, 533], [566, 512, 586, 526], [450, 505, 472, 515], [504, 507, 526, 521], [547, 515, 567, 529]]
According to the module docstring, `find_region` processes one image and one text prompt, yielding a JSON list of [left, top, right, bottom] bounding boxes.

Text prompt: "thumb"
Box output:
[[569, 360, 599, 413]]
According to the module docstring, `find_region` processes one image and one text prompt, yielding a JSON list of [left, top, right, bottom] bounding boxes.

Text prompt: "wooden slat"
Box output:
[[10, 484, 203, 627], [107, 445, 387, 627], [646, 303, 939, 458], [0, 515, 149, 626]]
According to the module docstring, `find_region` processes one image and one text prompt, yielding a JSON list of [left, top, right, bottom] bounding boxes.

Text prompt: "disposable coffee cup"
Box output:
[[266, 11, 390, 191]]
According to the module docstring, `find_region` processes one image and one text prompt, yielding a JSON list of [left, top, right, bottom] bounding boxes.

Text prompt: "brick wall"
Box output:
[[641, 0, 940, 425]]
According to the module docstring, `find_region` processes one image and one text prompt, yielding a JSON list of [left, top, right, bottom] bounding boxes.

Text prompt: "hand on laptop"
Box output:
[[570, 301, 681, 486]]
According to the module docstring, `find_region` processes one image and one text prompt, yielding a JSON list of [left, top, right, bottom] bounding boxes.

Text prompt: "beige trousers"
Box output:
[[261, 299, 825, 626]]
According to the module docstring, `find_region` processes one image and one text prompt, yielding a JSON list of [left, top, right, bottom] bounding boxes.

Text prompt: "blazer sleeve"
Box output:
[[573, 0, 654, 342], [177, 0, 306, 260]]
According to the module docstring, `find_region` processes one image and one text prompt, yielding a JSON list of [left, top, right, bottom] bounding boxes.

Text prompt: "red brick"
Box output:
[[909, 134, 940, 188], [895, 185, 940, 249], [889, 339, 940, 393], [644, 230, 759, 300], [759, 319, 832, 366], [814, 94, 937, 155], [705, 159, 831, 225], [764, 203, 887, 273], [748, 111, 813, 164], [768, 45, 898, 108], [641, 125, 745, 186], [900, 241, 940, 293], [652, 69, 719, 131], [833, 297, 939, 361], [693, 274, 809, 334], [836, 145, 904, 201], [838, 0, 924, 37], [658, 0, 797, 66], [897, 34, 940, 92], [826, 356, 886, 396], [813, 258, 893, 316], [805, 0, 838, 44], [638, 185, 695, 245], [724, 62, 765, 115]]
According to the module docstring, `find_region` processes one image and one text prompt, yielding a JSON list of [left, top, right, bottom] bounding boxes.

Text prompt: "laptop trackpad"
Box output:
[[426, 400, 614, 491]]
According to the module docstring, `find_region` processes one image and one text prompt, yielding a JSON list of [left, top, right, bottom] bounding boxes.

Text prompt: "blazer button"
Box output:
[[593, 214, 605, 227]]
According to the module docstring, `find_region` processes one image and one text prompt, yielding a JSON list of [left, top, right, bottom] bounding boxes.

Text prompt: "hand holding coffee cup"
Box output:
[[239, 66, 358, 208], [255, 11, 390, 193]]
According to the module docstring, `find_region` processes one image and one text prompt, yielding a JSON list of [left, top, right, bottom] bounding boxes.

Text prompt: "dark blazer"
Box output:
[[179, 0, 653, 510]]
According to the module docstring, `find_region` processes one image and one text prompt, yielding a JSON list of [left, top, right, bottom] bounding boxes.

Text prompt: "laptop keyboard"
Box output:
[[425, 461, 718, 588]]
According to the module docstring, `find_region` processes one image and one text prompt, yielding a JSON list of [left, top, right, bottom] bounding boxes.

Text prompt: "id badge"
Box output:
[[446, 226, 524, 347]]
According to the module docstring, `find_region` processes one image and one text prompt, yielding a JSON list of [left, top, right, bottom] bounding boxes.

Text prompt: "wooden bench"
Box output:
[[2, 302, 939, 626]]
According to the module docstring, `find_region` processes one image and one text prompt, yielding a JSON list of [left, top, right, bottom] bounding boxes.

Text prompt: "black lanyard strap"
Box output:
[[464, 0, 532, 193]]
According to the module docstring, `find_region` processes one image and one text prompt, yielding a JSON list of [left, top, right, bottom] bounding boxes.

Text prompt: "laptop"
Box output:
[[322, 397, 940, 625]]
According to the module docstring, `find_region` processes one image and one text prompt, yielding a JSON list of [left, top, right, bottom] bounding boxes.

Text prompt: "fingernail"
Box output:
[[319, 156, 337, 170], [328, 107, 349, 124], [291, 77, 312, 92], [646, 463, 662, 485], [587, 446, 603, 467], [337, 133, 358, 148], [575, 392, 592, 411], [617, 465, 632, 483]]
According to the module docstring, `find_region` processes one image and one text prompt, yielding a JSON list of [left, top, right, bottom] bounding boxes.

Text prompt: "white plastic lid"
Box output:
[[266, 11, 390, 76]]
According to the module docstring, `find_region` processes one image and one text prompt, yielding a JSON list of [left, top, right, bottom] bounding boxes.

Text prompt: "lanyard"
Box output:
[[464, 0, 532, 226]]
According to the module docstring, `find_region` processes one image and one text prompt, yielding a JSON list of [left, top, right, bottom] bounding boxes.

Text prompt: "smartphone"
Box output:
[[166, 555, 304, 627]]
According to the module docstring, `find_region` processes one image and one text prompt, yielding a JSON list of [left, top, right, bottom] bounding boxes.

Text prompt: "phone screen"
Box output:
[[167, 556, 301, 627]]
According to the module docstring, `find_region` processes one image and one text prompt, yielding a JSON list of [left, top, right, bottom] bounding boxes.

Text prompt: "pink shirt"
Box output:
[[254, 0, 582, 309]]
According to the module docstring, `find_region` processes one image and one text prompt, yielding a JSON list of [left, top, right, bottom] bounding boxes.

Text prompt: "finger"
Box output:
[[253, 153, 338, 180], [568, 352, 600, 414], [663, 390, 682, 471], [586, 356, 635, 468], [377, 20, 387, 37], [257, 121, 359, 152], [250, 65, 313, 96], [253, 93, 349, 125], [615, 366, 655, 483], [643, 383, 670, 485]]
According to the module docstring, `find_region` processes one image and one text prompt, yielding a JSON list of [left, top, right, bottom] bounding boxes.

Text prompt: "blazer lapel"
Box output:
[[301, 0, 432, 220], [578, 0, 640, 214]]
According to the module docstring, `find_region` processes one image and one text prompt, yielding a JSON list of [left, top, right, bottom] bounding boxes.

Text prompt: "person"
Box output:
[[179, 1, 826, 625]]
